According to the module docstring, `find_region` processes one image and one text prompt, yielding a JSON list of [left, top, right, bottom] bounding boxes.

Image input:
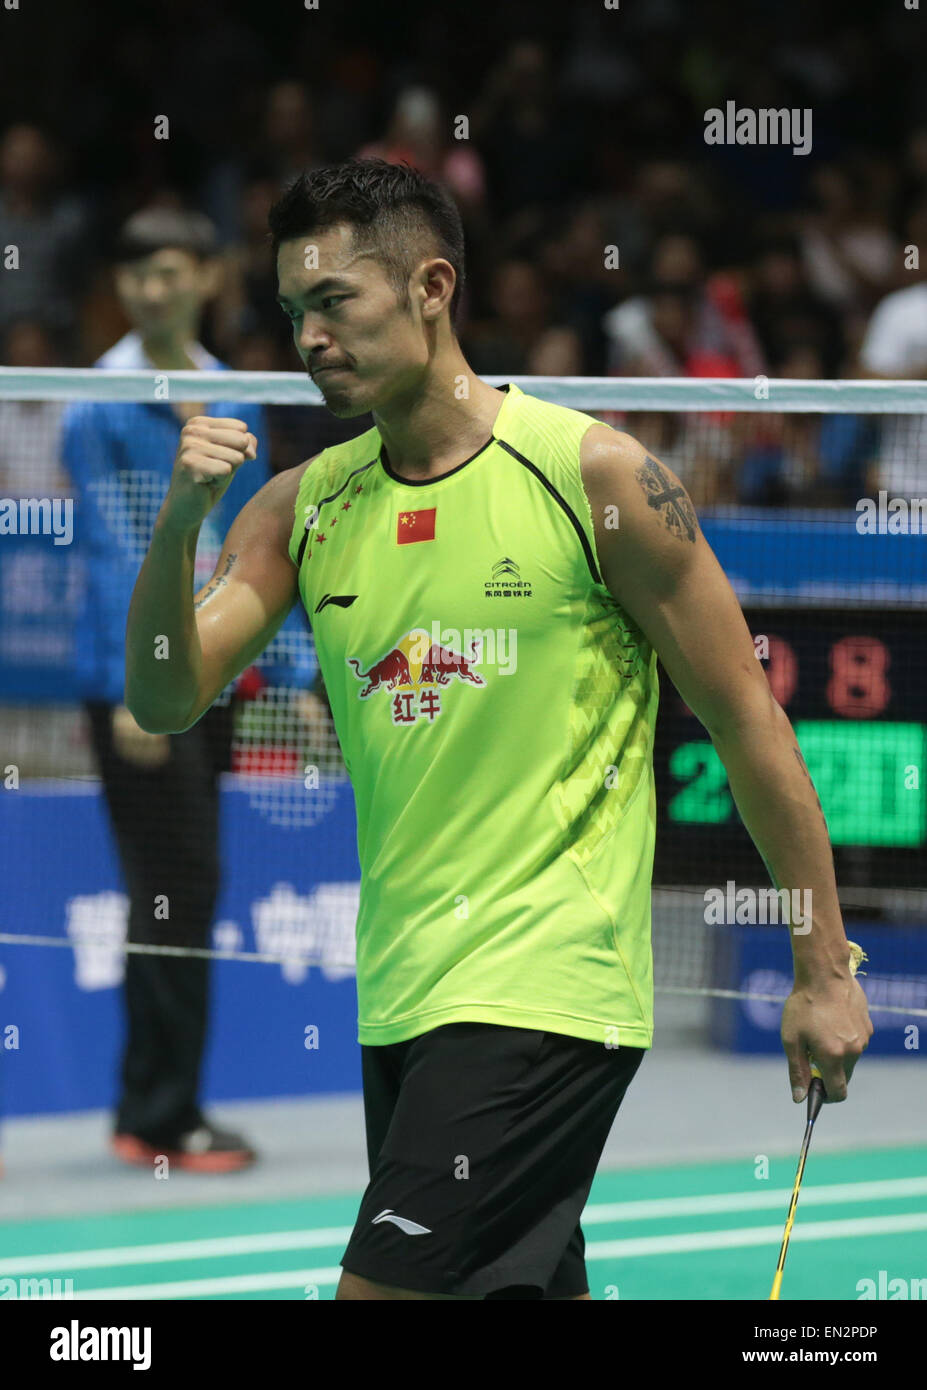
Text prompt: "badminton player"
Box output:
[[125, 158, 872, 1300]]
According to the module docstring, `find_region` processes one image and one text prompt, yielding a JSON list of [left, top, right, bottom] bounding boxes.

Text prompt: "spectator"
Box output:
[[211, 178, 287, 358], [0, 124, 90, 352], [358, 85, 489, 330], [199, 80, 323, 257], [897, 128, 927, 235], [734, 349, 824, 505], [358, 86, 486, 218], [590, 157, 728, 327], [797, 162, 898, 316], [461, 259, 583, 376], [733, 345, 874, 506], [539, 202, 629, 374], [59, 206, 309, 1174], [0, 318, 70, 497], [257, 81, 324, 188], [603, 233, 765, 377], [748, 237, 846, 378], [858, 199, 927, 497], [471, 40, 583, 225]]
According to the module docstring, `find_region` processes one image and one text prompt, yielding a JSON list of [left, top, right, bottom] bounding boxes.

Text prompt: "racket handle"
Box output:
[[807, 1069, 826, 1122]]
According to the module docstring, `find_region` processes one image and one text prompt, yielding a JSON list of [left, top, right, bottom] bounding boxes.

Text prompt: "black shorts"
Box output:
[[340, 1022, 645, 1299]]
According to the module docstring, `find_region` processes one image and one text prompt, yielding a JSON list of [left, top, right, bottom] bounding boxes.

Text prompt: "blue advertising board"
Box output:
[[0, 532, 82, 700], [0, 777, 363, 1120], [710, 923, 927, 1057]]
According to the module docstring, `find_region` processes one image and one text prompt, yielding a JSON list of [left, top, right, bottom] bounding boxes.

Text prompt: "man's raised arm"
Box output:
[[125, 415, 313, 734]]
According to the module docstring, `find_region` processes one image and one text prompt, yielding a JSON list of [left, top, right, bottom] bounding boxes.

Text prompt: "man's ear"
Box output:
[[420, 257, 455, 322]]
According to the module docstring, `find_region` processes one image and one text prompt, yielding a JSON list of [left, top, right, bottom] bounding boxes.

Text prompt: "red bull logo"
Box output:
[[347, 628, 485, 723], [346, 646, 413, 698]]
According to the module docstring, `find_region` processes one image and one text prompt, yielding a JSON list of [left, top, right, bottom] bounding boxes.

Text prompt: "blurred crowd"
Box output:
[[2, 0, 926, 504]]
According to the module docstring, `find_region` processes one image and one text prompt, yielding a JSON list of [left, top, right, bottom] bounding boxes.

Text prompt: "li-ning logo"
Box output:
[[484, 557, 532, 599], [372, 1209, 432, 1235], [315, 593, 358, 614]]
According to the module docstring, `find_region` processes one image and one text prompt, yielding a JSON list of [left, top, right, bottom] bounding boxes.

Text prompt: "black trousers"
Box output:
[[84, 700, 234, 1145]]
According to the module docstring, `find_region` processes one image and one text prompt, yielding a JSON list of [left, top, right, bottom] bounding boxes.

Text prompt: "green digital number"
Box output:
[[667, 724, 927, 847], [667, 741, 733, 823], [795, 722, 926, 847]]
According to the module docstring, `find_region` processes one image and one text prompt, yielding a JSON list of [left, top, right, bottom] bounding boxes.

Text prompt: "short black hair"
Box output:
[[268, 157, 466, 328], [113, 207, 218, 265]]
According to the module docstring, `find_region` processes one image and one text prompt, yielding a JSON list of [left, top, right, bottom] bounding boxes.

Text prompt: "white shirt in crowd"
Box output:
[[859, 281, 927, 498]]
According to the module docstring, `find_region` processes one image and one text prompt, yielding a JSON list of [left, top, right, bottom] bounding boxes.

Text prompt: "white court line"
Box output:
[[0, 1226, 352, 1276], [3, 1175, 926, 1276], [584, 1175, 927, 1223], [585, 1210, 927, 1260], [76, 1266, 342, 1299], [69, 1212, 927, 1299]]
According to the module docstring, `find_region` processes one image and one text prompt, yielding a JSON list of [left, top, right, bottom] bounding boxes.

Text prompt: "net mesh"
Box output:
[[1, 370, 925, 1026]]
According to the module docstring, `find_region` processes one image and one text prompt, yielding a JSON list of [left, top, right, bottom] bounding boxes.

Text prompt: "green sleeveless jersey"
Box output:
[[287, 382, 659, 1047]]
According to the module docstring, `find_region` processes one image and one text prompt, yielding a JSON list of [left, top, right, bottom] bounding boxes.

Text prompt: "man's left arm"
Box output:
[[580, 424, 873, 1103]]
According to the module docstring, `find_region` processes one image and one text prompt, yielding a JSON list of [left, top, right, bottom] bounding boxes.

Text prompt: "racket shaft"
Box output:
[[769, 1125, 814, 1298]]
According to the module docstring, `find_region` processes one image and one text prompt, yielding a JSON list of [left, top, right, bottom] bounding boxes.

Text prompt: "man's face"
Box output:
[[276, 223, 429, 419], [114, 248, 217, 339]]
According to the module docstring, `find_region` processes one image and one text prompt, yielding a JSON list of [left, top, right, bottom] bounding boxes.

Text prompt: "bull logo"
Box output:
[[347, 628, 485, 699]]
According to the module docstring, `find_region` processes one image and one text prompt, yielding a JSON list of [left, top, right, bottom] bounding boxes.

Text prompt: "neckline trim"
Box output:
[[378, 383, 514, 487]]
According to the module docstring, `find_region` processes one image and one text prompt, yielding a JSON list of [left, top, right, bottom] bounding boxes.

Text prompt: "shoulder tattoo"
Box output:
[[634, 455, 697, 543]]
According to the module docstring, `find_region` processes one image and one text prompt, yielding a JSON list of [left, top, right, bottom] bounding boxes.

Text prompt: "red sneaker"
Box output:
[[111, 1124, 257, 1173]]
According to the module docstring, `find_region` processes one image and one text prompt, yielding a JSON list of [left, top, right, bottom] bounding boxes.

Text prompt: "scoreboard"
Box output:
[[653, 609, 927, 887]]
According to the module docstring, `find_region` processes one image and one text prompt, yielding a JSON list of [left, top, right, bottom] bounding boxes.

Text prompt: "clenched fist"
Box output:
[[162, 417, 257, 531]]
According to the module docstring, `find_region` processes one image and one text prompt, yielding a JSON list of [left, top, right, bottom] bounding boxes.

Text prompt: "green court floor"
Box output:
[[1, 1145, 924, 1300]]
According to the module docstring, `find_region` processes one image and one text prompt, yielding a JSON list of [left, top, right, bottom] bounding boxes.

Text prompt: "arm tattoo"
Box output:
[[793, 744, 825, 818], [760, 750, 832, 892], [793, 743, 836, 872], [634, 455, 697, 542], [194, 552, 237, 610]]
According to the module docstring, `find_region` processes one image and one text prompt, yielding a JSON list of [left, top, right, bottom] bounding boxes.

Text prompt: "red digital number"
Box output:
[[826, 636, 890, 717], [762, 635, 798, 707]]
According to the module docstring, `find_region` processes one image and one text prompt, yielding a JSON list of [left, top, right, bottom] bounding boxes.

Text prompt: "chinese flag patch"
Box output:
[[397, 508, 436, 544]]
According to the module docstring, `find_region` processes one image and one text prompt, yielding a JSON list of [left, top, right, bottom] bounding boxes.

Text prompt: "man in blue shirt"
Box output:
[[62, 207, 313, 1171]]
